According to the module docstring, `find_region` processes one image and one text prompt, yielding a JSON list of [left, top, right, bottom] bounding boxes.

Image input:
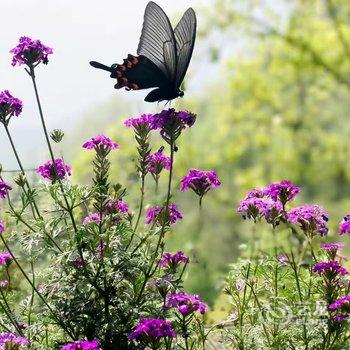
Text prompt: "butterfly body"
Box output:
[[90, 1, 196, 103]]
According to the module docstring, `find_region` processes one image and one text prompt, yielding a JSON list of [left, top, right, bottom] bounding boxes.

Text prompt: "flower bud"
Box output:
[[50, 129, 64, 143], [14, 172, 27, 187]]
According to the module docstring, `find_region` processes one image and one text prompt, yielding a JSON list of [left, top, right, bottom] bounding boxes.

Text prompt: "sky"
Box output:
[[0, 0, 208, 169]]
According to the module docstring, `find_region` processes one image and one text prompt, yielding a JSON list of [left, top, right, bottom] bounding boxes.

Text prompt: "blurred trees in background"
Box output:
[[70, 0, 350, 306]]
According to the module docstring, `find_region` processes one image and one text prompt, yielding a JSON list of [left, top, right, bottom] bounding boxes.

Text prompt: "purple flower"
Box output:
[[264, 180, 300, 204], [147, 150, 171, 175], [0, 252, 12, 266], [287, 205, 329, 236], [237, 196, 282, 224], [105, 199, 129, 215], [321, 242, 344, 252], [329, 295, 350, 312], [0, 90, 23, 123], [243, 188, 265, 199], [180, 169, 221, 198], [339, 215, 350, 235], [82, 135, 119, 151], [0, 332, 29, 348], [0, 221, 4, 234], [146, 203, 183, 226], [277, 255, 289, 265], [129, 318, 176, 344], [235, 279, 245, 291], [152, 109, 196, 141], [61, 340, 101, 350], [83, 213, 102, 225], [10, 36, 53, 67], [36, 158, 71, 181], [124, 113, 154, 129], [159, 251, 189, 271], [313, 261, 348, 276], [321, 242, 344, 259], [0, 180, 12, 199], [166, 292, 207, 315], [72, 258, 85, 267], [0, 280, 8, 288], [333, 314, 349, 322]]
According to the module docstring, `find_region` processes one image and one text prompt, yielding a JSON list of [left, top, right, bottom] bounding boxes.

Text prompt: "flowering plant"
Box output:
[[215, 181, 350, 349], [0, 36, 212, 350]]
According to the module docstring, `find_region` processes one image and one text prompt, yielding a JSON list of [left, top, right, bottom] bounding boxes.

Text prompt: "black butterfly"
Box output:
[[90, 1, 197, 103]]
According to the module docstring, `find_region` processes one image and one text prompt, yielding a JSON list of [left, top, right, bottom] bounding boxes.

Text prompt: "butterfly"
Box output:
[[90, 1, 197, 103]]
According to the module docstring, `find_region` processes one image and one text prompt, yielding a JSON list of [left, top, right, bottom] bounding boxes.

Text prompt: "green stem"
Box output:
[[135, 138, 174, 303], [199, 195, 203, 208], [134, 174, 146, 232], [4, 123, 41, 219], [290, 251, 308, 348], [27, 261, 35, 342], [29, 67, 78, 234], [0, 289, 24, 336], [0, 320, 12, 333], [249, 284, 272, 347]]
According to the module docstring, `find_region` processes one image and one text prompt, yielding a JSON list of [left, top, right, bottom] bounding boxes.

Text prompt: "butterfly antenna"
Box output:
[[89, 61, 114, 72]]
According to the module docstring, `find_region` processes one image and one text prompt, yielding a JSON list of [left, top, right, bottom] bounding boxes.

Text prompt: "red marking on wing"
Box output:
[[115, 54, 145, 90]]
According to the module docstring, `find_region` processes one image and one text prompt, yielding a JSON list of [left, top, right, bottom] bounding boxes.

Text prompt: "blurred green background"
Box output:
[[3, 0, 350, 310]]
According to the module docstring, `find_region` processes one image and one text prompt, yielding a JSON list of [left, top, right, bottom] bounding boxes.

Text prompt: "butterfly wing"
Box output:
[[90, 54, 167, 91], [137, 1, 177, 82], [174, 8, 197, 88]]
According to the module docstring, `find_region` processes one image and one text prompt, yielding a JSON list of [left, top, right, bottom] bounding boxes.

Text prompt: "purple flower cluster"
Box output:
[[0, 221, 4, 234], [10, 36, 53, 67], [36, 158, 71, 181], [159, 251, 189, 271], [129, 318, 176, 342], [147, 150, 171, 175], [152, 109, 196, 129], [105, 199, 129, 215], [329, 295, 350, 312], [263, 180, 300, 204], [313, 261, 348, 276], [0, 90, 23, 122], [180, 169, 221, 198], [287, 204, 329, 236], [339, 215, 350, 235], [83, 213, 101, 225], [0, 252, 12, 266], [82, 135, 119, 151], [321, 242, 343, 259], [124, 113, 154, 129], [320, 242, 344, 252], [146, 203, 183, 226], [166, 292, 207, 315], [238, 180, 300, 223], [61, 340, 101, 350], [152, 109, 196, 141], [0, 332, 29, 348], [0, 180, 12, 199], [237, 196, 283, 223]]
